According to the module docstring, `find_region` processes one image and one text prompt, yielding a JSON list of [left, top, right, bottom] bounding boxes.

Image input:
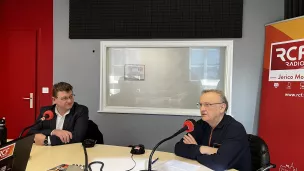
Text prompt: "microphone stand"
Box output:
[[82, 145, 89, 171], [18, 120, 42, 138], [141, 127, 187, 171]]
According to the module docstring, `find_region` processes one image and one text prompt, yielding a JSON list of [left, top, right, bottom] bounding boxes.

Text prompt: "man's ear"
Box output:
[[52, 97, 56, 104], [220, 104, 227, 112]]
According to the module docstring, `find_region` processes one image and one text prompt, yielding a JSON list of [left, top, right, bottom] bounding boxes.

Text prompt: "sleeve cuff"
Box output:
[[196, 145, 202, 156]]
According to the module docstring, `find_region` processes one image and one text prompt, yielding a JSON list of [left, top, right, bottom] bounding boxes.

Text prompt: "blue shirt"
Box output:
[[174, 115, 251, 171]]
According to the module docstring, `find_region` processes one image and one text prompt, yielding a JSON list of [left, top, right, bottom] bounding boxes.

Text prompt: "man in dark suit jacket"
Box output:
[[28, 82, 89, 146]]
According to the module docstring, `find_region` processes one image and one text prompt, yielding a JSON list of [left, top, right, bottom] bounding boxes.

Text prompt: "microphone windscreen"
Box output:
[[183, 119, 196, 132], [43, 110, 54, 120]]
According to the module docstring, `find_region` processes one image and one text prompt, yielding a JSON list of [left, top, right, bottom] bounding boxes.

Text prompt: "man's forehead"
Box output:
[[57, 91, 73, 96], [200, 92, 221, 101]]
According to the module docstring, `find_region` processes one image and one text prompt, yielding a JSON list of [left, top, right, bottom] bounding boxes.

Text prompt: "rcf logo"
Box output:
[[271, 39, 304, 70], [279, 162, 298, 171], [0, 144, 15, 161]]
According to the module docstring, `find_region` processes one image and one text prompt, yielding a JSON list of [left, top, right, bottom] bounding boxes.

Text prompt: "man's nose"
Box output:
[[200, 106, 207, 111]]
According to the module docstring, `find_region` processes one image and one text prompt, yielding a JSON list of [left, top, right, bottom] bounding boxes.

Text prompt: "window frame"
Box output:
[[99, 40, 233, 116]]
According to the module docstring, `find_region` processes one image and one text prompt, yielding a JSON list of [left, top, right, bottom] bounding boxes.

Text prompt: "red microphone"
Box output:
[[183, 119, 195, 133], [41, 110, 54, 121]]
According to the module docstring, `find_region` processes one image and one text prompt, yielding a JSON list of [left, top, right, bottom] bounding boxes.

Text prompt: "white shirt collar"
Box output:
[[55, 106, 70, 117]]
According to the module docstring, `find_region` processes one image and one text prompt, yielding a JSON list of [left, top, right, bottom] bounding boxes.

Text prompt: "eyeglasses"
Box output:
[[57, 94, 75, 101], [197, 102, 223, 108]]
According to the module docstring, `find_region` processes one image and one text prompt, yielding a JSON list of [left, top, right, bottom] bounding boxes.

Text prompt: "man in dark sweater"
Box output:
[[174, 89, 251, 171]]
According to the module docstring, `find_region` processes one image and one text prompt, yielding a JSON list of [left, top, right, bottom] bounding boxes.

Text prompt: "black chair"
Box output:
[[85, 120, 104, 144], [248, 134, 276, 171]]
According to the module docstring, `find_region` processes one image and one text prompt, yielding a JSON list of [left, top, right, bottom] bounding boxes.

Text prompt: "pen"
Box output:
[[152, 157, 159, 165]]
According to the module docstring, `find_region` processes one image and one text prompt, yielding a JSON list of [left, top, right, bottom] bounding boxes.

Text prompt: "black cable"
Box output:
[[88, 161, 104, 171], [83, 145, 89, 171], [126, 154, 136, 171], [82, 145, 104, 171]]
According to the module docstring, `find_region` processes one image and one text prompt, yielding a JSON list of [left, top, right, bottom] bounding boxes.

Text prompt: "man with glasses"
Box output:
[[28, 82, 89, 146], [174, 89, 251, 171]]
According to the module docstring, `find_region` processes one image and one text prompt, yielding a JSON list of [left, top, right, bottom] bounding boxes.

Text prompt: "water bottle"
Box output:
[[0, 117, 7, 145]]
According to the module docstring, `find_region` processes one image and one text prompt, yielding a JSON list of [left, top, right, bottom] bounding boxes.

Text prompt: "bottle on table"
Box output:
[[0, 117, 7, 145]]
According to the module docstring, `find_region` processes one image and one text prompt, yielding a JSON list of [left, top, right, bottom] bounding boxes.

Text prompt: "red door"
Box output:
[[0, 29, 38, 139]]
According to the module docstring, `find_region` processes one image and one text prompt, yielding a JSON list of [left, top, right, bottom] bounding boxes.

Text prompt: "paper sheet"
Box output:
[[153, 160, 207, 171]]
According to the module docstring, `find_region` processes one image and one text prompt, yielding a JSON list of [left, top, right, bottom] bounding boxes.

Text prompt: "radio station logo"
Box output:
[[271, 39, 304, 70], [269, 39, 304, 81], [0, 144, 15, 161], [279, 162, 298, 171]]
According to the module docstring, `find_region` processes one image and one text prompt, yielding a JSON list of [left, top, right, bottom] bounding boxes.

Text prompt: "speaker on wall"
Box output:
[[284, 0, 304, 19], [69, 0, 243, 39]]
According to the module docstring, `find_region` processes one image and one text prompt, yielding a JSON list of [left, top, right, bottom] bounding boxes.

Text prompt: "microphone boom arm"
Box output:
[[18, 111, 54, 139], [18, 120, 42, 138], [142, 127, 187, 171]]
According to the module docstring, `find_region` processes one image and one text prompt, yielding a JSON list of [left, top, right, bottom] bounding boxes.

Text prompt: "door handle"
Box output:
[[23, 93, 33, 108]]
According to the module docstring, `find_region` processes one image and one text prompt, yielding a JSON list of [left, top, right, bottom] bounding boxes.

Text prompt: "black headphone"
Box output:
[[129, 144, 145, 155]]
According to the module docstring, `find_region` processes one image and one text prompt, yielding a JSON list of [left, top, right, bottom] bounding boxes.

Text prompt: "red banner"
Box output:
[[259, 16, 304, 170]]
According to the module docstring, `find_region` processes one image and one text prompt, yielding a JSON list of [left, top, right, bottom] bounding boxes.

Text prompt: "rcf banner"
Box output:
[[259, 16, 304, 171]]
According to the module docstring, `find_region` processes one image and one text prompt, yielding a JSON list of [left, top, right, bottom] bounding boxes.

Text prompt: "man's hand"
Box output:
[[52, 130, 73, 143], [199, 146, 218, 155], [183, 133, 198, 145], [34, 134, 46, 146]]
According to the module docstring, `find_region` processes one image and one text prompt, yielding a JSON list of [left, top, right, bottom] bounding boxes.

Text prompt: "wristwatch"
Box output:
[[44, 136, 49, 146]]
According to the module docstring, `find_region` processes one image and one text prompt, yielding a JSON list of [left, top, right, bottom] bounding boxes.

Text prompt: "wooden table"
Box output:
[[26, 143, 237, 171]]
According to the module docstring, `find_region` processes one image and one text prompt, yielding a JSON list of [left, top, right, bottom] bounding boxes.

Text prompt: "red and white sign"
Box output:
[[269, 39, 304, 81], [0, 144, 15, 161]]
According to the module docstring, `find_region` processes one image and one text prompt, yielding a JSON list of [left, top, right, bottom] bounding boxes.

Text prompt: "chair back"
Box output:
[[248, 134, 271, 171], [85, 120, 104, 144]]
